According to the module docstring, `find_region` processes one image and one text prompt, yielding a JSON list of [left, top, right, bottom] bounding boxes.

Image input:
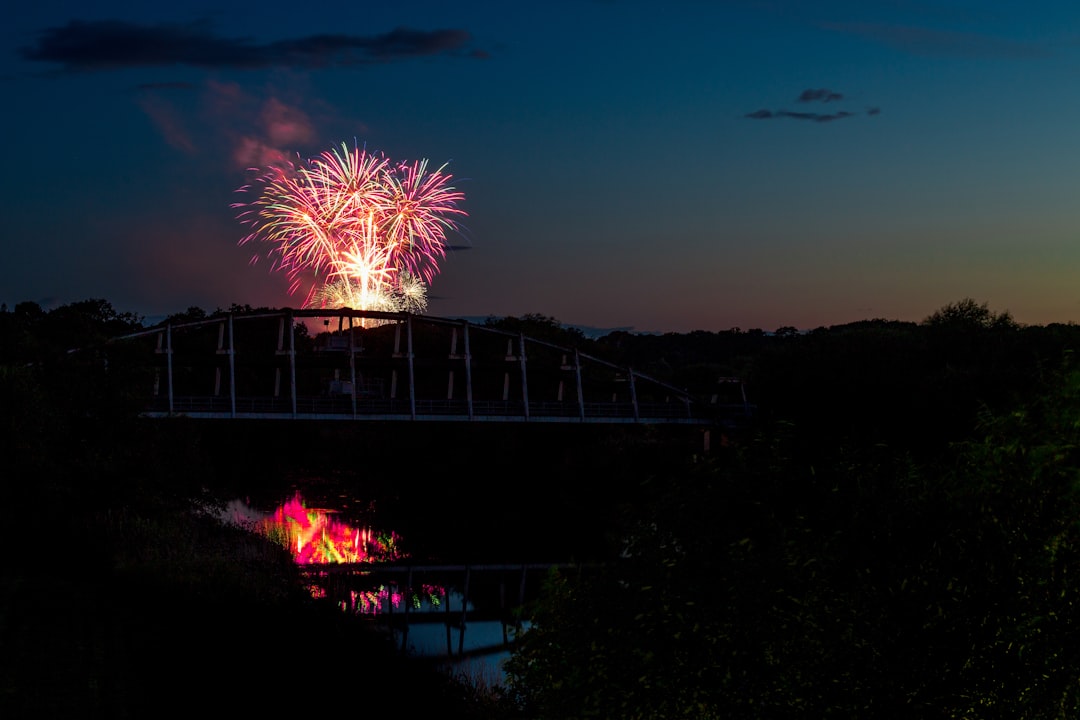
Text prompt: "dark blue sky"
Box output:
[[4, 1, 1080, 332]]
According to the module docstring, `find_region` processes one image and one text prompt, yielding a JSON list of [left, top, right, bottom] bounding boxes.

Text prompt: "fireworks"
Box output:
[[233, 142, 466, 315]]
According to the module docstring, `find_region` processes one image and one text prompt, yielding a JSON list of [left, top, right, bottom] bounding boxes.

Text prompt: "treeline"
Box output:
[[590, 299, 1079, 452]]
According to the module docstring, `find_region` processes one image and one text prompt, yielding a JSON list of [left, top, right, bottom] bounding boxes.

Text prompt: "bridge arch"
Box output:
[[111, 309, 747, 426]]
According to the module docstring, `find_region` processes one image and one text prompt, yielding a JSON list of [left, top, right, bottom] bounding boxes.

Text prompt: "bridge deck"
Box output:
[[140, 396, 741, 424]]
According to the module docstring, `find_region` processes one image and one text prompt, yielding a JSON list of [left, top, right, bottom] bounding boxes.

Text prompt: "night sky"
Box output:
[[4, 1, 1080, 333]]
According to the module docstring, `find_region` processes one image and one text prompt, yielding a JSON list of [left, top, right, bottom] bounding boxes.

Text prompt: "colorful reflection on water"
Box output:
[[223, 492, 444, 615], [331, 582, 447, 616], [223, 492, 527, 677], [242, 492, 404, 564]]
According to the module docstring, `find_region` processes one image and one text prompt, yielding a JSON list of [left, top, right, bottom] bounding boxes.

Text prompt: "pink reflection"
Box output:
[[343, 583, 445, 615], [227, 492, 405, 565], [223, 493, 445, 614]]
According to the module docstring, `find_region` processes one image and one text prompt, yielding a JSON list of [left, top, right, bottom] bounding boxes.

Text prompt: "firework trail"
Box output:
[[233, 141, 466, 313]]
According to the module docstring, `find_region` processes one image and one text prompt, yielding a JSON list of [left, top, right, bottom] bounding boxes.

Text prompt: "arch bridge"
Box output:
[[112, 309, 749, 426]]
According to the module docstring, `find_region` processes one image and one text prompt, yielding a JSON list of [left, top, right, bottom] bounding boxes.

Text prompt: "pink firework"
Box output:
[[383, 158, 467, 284], [232, 141, 466, 310]]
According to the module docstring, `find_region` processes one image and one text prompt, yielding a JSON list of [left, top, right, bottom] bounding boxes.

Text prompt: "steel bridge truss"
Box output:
[[115, 309, 726, 424]]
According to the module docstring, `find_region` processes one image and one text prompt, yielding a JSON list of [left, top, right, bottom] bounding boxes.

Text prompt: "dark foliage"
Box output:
[[506, 359, 1080, 719]]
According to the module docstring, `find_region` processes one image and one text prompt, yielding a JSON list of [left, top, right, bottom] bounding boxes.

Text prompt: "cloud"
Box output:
[[745, 88, 880, 123], [136, 92, 197, 153], [228, 97, 316, 170], [20, 19, 483, 71], [779, 109, 853, 122], [130, 77, 323, 170], [260, 97, 315, 148], [745, 109, 774, 119], [745, 109, 857, 123], [232, 136, 291, 171], [199, 81, 318, 170], [797, 88, 843, 103]]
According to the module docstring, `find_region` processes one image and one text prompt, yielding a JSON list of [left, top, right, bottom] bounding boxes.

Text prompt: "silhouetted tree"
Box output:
[[164, 306, 208, 325], [484, 313, 588, 347], [922, 297, 1018, 331]]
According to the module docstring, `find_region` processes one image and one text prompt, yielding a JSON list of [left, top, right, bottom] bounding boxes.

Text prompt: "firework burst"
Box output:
[[233, 141, 466, 314]]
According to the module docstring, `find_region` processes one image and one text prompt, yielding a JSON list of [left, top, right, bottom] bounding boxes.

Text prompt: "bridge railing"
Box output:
[[116, 309, 751, 426]]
